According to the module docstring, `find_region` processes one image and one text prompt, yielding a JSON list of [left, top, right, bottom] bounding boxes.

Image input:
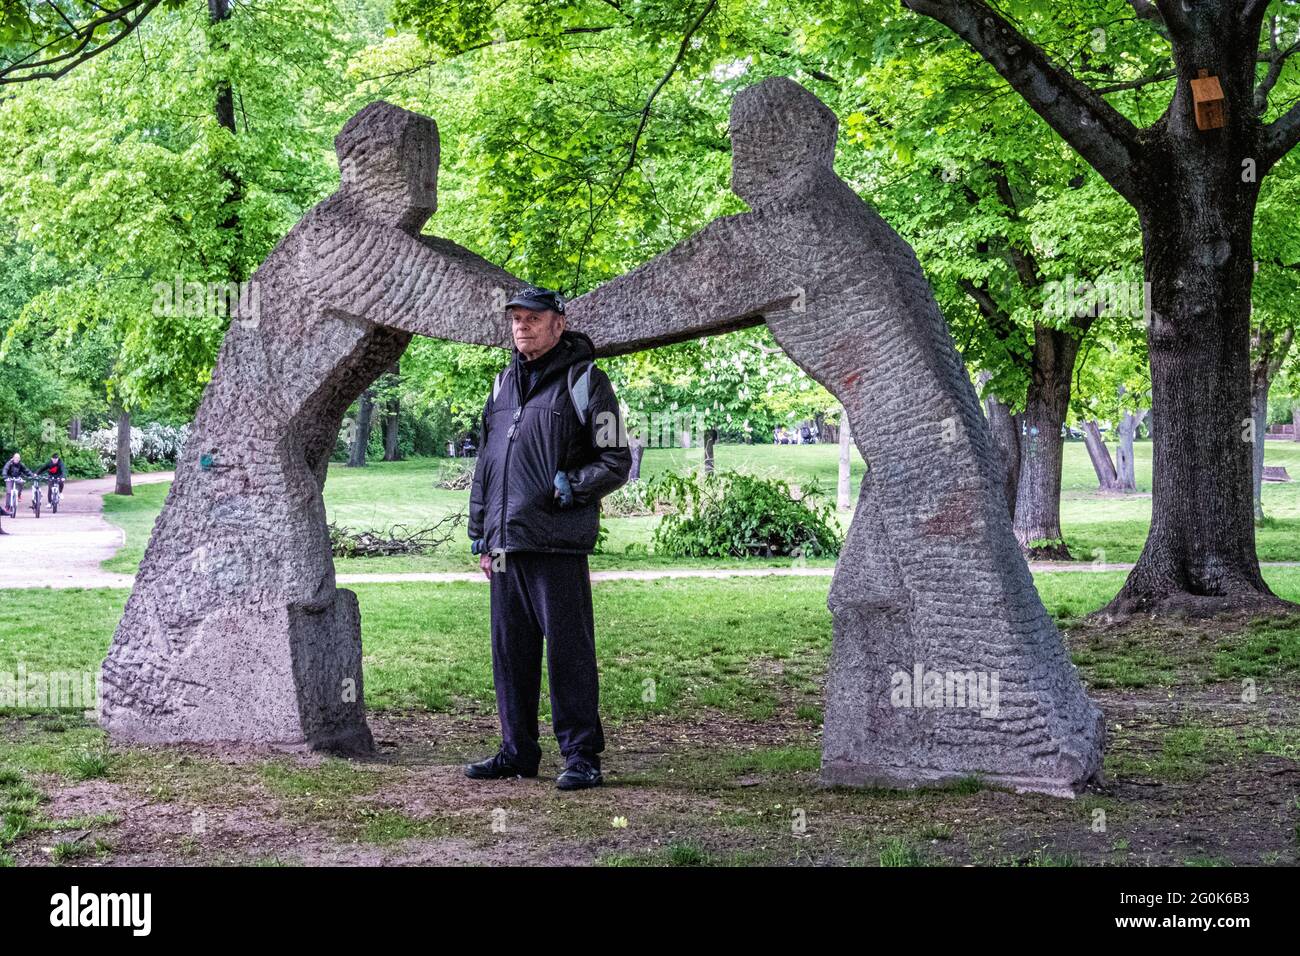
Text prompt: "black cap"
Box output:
[[505, 286, 566, 314]]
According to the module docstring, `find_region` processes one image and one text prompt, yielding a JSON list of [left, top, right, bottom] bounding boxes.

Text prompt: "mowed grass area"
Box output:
[[3, 569, 1299, 866], [4, 569, 1300, 722], [100, 439, 1300, 575]]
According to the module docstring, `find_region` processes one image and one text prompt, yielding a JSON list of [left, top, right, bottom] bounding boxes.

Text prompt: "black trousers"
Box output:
[[489, 550, 604, 770]]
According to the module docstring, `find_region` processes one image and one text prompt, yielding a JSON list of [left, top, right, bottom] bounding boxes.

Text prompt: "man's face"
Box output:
[[510, 307, 564, 361]]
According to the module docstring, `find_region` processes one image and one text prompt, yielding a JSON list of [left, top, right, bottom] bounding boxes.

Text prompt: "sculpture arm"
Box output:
[[563, 213, 801, 357], [304, 215, 523, 347]]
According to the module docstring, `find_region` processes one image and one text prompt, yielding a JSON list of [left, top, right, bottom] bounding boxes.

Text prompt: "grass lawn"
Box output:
[[9, 443, 1298, 867], [2, 568, 1298, 866], [4, 568, 1300, 720], [100, 439, 1300, 575]]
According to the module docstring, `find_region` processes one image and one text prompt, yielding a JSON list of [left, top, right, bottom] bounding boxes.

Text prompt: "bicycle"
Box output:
[[29, 476, 46, 518], [3, 477, 23, 518], [45, 475, 62, 514]]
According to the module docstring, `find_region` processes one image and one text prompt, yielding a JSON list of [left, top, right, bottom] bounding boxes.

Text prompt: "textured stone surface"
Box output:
[[566, 78, 1104, 796], [100, 103, 521, 753], [103, 81, 1103, 794]]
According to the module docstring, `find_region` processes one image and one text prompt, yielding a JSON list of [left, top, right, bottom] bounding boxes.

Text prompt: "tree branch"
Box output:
[[570, 0, 718, 290], [358, 25, 619, 83], [1127, 0, 1162, 25], [901, 0, 1146, 205], [1253, 11, 1300, 115], [1243, 0, 1273, 28], [0, 0, 163, 85], [1259, 99, 1300, 168], [1092, 69, 1177, 95]]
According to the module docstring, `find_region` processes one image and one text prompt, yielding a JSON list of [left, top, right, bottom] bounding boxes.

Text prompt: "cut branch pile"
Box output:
[[329, 512, 466, 558]]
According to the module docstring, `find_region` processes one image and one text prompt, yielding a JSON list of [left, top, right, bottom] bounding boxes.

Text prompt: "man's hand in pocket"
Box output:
[[553, 470, 574, 509]]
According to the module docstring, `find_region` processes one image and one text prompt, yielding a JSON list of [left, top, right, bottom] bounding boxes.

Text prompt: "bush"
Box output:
[[75, 421, 188, 471], [140, 422, 188, 462], [59, 446, 104, 478], [600, 480, 657, 517], [646, 469, 842, 558]]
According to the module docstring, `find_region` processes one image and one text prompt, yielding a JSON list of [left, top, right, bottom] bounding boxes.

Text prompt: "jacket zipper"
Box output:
[[498, 356, 524, 551]]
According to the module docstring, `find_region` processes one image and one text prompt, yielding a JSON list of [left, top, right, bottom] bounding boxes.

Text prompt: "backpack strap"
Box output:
[[567, 361, 595, 427]]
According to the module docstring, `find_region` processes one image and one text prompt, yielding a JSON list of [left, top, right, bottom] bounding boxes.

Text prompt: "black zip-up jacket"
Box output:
[[36, 459, 66, 480], [2, 459, 34, 481], [468, 330, 632, 554]]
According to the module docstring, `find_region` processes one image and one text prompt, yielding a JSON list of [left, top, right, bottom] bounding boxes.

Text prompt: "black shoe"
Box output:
[[464, 751, 538, 780], [556, 758, 603, 791]]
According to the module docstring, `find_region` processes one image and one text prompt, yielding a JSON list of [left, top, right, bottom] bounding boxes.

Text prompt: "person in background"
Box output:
[[35, 452, 68, 499], [3, 452, 35, 515]]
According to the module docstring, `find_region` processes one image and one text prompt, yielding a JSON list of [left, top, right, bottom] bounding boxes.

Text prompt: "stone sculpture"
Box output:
[[101, 78, 1103, 796]]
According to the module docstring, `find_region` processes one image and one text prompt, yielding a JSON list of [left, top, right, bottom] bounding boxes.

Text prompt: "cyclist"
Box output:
[[35, 452, 68, 503], [3, 453, 35, 517]]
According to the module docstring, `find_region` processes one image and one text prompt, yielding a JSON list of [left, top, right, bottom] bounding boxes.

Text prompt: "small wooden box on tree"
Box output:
[[1190, 70, 1226, 130]]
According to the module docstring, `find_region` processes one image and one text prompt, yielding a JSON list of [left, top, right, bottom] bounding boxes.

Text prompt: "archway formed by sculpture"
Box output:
[[100, 78, 1104, 797]]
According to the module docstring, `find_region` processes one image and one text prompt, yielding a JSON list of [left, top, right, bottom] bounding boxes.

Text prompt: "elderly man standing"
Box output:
[[464, 286, 632, 790]]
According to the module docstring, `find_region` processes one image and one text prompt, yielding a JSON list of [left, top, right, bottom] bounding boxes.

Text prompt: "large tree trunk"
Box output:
[[1011, 324, 1083, 560], [1106, 150, 1276, 614], [702, 426, 718, 474], [1251, 381, 1268, 523], [1294, 405, 1300, 442], [1082, 420, 1120, 491], [628, 437, 644, 481], [347, 390, 374, 468], [1114, 409, 1147, 493], [114, 408, 133, 496], [68, 418, 82, 441], [837, 406, 852, 512], [981, 387, 1020, 519], [382, 398, 400, 461], [1249, 326, 1294, 521]]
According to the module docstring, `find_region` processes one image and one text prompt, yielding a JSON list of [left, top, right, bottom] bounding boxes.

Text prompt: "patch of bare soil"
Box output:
[[6, 683, 1297, 866]]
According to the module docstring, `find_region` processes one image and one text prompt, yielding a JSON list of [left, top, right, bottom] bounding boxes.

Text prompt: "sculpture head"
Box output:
[[334, 101, 439, 232], [730, 77, 838, 207]]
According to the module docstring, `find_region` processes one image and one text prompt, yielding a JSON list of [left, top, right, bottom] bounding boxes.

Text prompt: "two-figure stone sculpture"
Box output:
[[100, 77, 1104, 797]]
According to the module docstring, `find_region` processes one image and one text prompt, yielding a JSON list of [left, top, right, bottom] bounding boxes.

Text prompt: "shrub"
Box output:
[[647, 469, 842, 558], [75, 421, 188, 471], [600, 480, 657, 517], [58, 446, 104, 478], [139, 422, 188, 462]]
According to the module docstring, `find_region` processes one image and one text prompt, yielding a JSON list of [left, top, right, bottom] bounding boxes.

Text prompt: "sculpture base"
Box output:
[[100, 588, 374, 757], [818, 760, 1095, 799]]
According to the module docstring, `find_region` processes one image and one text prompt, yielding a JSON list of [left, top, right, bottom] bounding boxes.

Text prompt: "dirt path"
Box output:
[[0, 472, 172, 590]]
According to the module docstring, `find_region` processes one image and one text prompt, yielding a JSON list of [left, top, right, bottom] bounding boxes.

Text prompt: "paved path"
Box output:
[[3, 476, 1297, 590], [0, 472, 172, 590]]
